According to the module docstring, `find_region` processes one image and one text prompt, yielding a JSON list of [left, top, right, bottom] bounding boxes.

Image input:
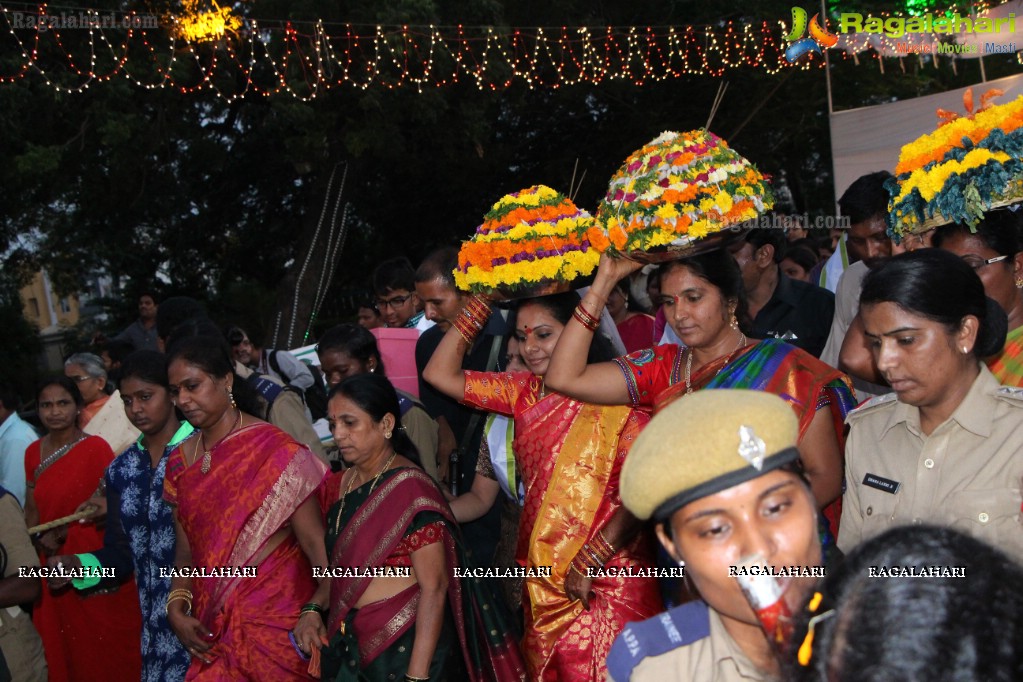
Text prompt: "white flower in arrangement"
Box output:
[[650, 131, 678, 146], [707, 169, 729, 184]]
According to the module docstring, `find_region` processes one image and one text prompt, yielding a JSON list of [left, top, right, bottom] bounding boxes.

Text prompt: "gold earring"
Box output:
[[384, 430, 392, 439], [227, 387, 237, 408], [1016, 276, 1023, 288], [730, 314, 739, 330], [962, 346, 969, 354]]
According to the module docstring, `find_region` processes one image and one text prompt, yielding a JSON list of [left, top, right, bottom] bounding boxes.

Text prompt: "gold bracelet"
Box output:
[[167, 588, 193, 600], [166, 594, 192, 616]]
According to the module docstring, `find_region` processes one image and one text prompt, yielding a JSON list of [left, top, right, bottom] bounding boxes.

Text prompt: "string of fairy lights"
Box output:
[[0, 1, 1017, 99]]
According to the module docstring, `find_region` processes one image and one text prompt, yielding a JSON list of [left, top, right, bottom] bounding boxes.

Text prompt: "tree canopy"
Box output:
[[2, 0, 1020, 347]]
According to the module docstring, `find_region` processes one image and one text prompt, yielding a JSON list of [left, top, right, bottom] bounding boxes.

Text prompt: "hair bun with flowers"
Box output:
[[596, 130, 774, 257], [453, 185, 601, 297], [889, 89, 1023, 240]]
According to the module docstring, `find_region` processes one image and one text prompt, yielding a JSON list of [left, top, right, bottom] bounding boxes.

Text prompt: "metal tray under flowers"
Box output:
[[483, 272, 597, 302], [620, 225, 749, 264]]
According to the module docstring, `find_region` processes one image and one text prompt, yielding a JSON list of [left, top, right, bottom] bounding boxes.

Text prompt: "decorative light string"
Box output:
[[0, 1, 1014, 98]]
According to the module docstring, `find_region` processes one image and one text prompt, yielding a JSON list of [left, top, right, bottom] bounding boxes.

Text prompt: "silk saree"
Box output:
[[164, 422, 328, 680], [463, 371, 662, 681]]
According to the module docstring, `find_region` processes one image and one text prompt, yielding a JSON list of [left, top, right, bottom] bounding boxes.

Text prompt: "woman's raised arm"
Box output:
[[544, 253, 639, 405]]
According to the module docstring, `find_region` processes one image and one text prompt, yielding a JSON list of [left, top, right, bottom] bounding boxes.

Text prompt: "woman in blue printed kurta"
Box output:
[[49, 351, 193, 681]]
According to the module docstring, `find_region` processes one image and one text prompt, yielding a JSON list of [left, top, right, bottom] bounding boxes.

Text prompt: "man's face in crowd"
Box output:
[[846, 214, 892, 266], [231, 333, 254, 366], [139, 295, 157, 322], [376, 288, 418, 328], [415, 278, 464, 332]]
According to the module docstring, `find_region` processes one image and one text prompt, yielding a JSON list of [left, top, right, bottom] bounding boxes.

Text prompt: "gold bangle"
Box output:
[[166, 594, 192, 616]]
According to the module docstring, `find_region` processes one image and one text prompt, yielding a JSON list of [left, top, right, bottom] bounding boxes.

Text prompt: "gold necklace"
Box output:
[[190, 409, 242, 474], [685, 332, 747, 394], [333, 451, 397, 535]]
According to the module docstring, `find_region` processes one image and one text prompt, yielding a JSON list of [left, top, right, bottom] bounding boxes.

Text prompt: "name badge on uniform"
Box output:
[[862, 473, 900, 494]]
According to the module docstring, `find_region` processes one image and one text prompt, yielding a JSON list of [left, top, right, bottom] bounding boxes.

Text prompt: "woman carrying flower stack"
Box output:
[[427, 186, 661, 681], [545, 131, 855, 531], [889, 89, 1023, 386]]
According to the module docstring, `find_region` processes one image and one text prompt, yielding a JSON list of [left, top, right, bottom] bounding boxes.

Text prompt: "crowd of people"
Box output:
[[0, 154, 1022, 682]]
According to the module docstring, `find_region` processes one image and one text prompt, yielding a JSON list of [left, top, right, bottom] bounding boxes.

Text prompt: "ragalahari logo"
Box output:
[[784, 7, 838, 62]]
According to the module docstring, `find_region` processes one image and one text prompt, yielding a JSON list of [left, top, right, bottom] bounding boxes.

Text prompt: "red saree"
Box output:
[[322, 467, 526, 681], [164, 423, 328, 681], [24, 436, 142, 682], [463, 371, 662, 682]]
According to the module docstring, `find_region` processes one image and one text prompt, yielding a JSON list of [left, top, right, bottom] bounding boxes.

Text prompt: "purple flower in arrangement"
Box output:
[[613, 189, 625, 201], [624, 193, 637, 202], [491, 257, 508, 267], [694, 172, 709, 183], [658, 178, 670, 187], [628, 161, 643, 173], [649, 155, 662, 165]]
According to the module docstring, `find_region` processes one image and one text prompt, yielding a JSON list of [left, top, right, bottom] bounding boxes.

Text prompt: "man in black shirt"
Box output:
[[729, 222, 835, 358], [414, 247, 509, 566]]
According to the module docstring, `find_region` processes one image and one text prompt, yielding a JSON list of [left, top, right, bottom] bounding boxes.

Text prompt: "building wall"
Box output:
[[19, 270, 80, 331]]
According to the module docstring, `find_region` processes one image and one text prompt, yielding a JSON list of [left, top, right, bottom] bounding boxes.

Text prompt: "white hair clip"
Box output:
[[737, 425, 766, 470]]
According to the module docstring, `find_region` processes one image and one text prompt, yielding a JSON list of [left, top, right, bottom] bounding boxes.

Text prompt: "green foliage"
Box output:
[[1, 0, 1018, 337]]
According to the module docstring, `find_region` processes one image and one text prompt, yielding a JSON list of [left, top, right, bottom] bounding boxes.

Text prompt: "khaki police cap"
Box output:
[[621, 389, 800, 521]]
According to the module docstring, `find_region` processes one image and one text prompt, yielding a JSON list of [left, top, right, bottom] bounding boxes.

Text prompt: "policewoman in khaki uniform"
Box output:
[[840, 249, 1023, 562], [607, 390, 825, 682]]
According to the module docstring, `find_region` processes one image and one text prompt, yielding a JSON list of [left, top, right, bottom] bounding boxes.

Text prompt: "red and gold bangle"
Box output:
[[570, 556, 592, 578], [592, 531, 617, 561], [573, 303, 600, 331], [464, 294, 492, 320], [453, 297, 492, 346]]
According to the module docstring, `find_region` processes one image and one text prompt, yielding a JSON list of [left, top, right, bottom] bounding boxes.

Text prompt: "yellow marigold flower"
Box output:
[[715, 191, 733, 214], [655, 203, 679, 220]]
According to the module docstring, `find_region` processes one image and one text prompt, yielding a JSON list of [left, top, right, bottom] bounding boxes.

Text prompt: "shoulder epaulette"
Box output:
[[993, 385, 1023, 405], [606, 601, 710, 682], [847, 392, 897, 421]]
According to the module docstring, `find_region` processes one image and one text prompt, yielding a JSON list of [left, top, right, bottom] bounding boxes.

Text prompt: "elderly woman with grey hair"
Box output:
[[64, 352, 139, 455]]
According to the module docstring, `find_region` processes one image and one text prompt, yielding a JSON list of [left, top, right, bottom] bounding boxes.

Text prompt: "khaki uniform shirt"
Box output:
[[629, 608, 766, 682], [0, 492, 47, 681], [839, 364, 1023, 561]]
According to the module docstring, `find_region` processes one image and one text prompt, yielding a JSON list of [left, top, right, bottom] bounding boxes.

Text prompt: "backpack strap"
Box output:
[[267, 350, 292, 383], [606, 601, 711, 682]]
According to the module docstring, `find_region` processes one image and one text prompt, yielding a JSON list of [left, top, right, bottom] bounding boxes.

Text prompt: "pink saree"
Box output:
[[164, 423, 328, 680]]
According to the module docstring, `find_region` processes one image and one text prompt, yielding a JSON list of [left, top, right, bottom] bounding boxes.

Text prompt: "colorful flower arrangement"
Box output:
[[454, 185, 601, 294], [889, 90, 1023, 239], [595, 130, 774, 254]]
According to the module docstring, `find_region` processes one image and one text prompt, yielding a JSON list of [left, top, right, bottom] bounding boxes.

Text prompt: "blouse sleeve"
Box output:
[[475, 437, 497, 482], [612, 345, 683, 408], [162, 447, 186, 507], [462, 370, 537, 416]]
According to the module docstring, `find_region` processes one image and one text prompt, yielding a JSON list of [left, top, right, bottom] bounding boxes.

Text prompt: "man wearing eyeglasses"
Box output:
[[372, 257, 435, 333]]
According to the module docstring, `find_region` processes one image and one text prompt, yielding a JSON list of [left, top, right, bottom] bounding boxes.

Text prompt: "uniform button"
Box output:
[[979, 512, 990, 523], [865, 506, 873, 516], [923, 458, 935, 469]]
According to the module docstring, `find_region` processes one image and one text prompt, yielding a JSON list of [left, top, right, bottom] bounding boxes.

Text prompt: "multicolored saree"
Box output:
[[616, 339, 856, 533], [987, 324, 1023, 387], [164, 423, 328, 681], [463, 372, 662, 682], [321, 466, 526, 681]]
